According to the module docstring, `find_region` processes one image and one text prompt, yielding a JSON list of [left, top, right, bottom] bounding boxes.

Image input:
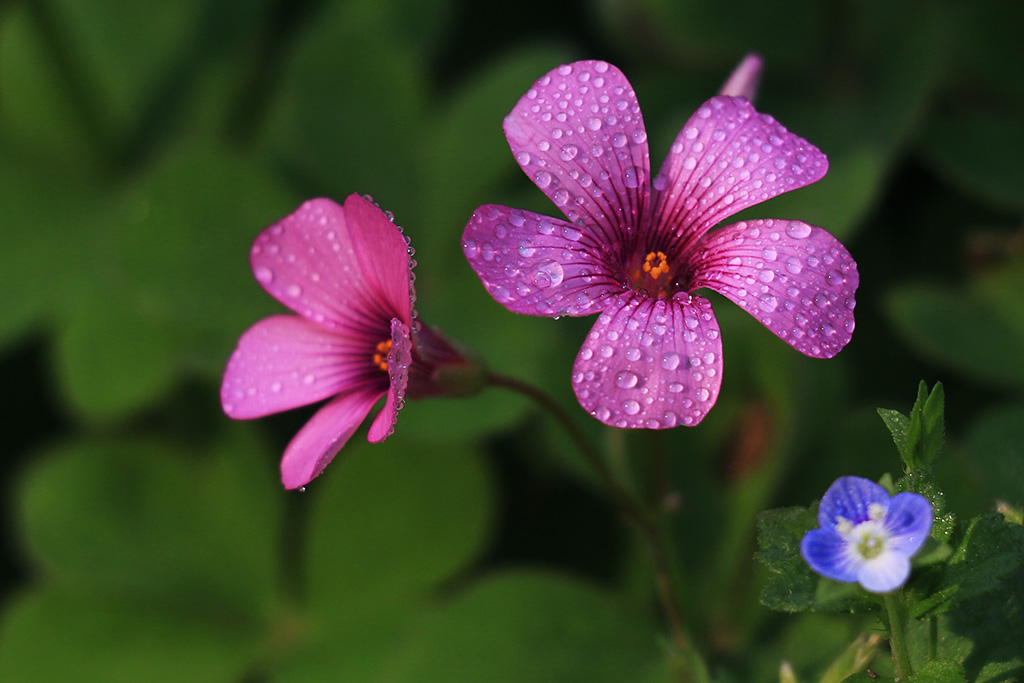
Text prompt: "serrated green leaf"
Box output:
[[911, 515, 1024, 619], [894, 470, 954, 542], [877, 408, 911, 460], [387, 570, 659, 683], [908, 658, 967, 683], [757, 506, 820, 612]]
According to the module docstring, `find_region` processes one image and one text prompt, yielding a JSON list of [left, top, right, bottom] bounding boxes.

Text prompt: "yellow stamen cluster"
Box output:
[[642, 251, 670, 280], [372, 340, 393, 372]]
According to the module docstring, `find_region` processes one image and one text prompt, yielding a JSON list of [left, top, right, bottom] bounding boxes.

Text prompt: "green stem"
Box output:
[[487, 372, 707, 681], [882, 591, 914, 680]]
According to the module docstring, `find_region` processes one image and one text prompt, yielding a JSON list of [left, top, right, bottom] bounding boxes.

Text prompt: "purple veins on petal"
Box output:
[[573, 293, 723, 429], [691, 218, 858, 358], [463, 56, 858, 429], [223, 194, 474, 489]]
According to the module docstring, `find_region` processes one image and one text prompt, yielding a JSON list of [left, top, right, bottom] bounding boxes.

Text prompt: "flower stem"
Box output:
[[882, 591, 914, 680], [487, 372, 706, 680]]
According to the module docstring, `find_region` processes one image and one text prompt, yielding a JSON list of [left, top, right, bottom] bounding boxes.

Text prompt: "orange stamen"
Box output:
[[642, 251, 670, 279], [372, 340, 392, 372]]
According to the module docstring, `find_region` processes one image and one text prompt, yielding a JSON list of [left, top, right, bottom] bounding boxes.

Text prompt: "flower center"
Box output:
[[630, 250, 679, 296], [372, 340, 392, 372], [836, 503, 890, 561]]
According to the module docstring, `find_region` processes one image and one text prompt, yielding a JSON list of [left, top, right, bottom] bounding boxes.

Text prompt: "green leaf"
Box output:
[[17, 427, 281, 615], [304, 433, 493, 622], [908, 659, 967, 683], [962, 403, 1024, 508], [885, 285, 1024, 389], [53, 143, 296, 421], [894, 469, 954, 542], [259, 3, 426, 218], [877, 381, 945, 472], [911, 514, 1024, 618], [757, 506, 876, 614], [387, 570, 660, 682], [0, 589, 259, 683]]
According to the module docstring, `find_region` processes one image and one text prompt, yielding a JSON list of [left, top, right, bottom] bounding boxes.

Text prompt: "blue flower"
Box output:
[[801, 476, 933, 593]]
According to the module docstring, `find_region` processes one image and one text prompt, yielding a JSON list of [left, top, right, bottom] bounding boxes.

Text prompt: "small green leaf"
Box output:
[[911, 514, 1024, 619], [894, 469, 954, 542], [877, 382, 945, 472]]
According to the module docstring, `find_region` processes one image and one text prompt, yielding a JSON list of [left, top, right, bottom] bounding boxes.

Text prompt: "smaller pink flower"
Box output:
[[222, 194, 474, 489]]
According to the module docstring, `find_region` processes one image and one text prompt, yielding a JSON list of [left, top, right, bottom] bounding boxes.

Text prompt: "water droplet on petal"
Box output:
[[785, 221, 812, 239], [616, 371, 638, 389], [661, 352, 680, 370], [623, 399, 641, 415]]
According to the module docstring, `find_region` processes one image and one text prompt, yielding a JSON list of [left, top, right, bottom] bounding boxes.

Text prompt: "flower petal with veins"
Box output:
[[691, 218, 858, 358], [573, 293, 723, 428]]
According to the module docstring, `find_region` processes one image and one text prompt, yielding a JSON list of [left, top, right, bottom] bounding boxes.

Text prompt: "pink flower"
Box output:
[[462, 60, 858, 429], [222, 195, 474, 488]]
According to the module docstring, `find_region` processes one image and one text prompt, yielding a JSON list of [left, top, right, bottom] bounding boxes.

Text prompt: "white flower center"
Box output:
[[835, 503, 889, 561]]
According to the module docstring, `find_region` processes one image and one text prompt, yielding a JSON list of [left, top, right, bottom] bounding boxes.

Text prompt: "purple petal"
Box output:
[[250, 196, 411, 334], [691, 218, 858, 358], [817, 476, 889, 529], [883, 492, 933, 557], [279, 386, 384, 489], [857, 551, 912, 593], [718, 53, 763, 101], [653, 96, 828, 252], [221, 315, 380, 419], [572, 293, 724, 428], [367, 318, 412, 442], [504, 60, 653, 245], [801, 528, 860, 583], [462, 204, 623, 317]]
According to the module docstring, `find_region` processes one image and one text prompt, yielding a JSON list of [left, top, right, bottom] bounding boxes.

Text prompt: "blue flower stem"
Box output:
[[488, 372, 708, 682], [881, 590, 914, 680]]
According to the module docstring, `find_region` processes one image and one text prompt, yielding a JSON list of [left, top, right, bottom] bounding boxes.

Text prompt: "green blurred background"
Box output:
[[1, 0, 1022, 680]]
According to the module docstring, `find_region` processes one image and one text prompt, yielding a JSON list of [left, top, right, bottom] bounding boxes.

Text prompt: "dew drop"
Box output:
[[623, 399, 641, 415], [560, 144, 579, 161], [661, 352, 681, 370], [616, 371, 638, 389], [785, 221, 812, 239]]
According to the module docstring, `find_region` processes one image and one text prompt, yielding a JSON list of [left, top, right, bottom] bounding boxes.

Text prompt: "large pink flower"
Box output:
[[463, 60, 858, 429], [222, 194, 470, 488]]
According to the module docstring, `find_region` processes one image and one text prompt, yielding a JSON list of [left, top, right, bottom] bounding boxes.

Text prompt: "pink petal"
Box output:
[[504, 60, 653, 245], [342, 194, 416, 321], [691, 219, 858, 358], [280, 386, 384, 489], [367, 317, 412, 442], [718, 53, 763, 101], [250, 197, 411, 335], [462, 204, 624, 317], [572, 293, 724, 428], [221, 315, 381, 419], [653, 96, 828, 253]]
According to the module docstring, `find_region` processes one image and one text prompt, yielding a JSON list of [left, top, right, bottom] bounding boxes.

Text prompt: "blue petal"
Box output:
[[817, 476, 889, 529], [857, 551, 912, 593], [884, 492, 933, 557], [801, 528, 860, 583]]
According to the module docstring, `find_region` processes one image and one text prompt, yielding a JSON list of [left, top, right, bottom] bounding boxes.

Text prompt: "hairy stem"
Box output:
[[882, 590, 914, 680]]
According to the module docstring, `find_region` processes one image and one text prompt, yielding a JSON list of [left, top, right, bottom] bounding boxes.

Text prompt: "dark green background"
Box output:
[[1, 0, 1022, 680]]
